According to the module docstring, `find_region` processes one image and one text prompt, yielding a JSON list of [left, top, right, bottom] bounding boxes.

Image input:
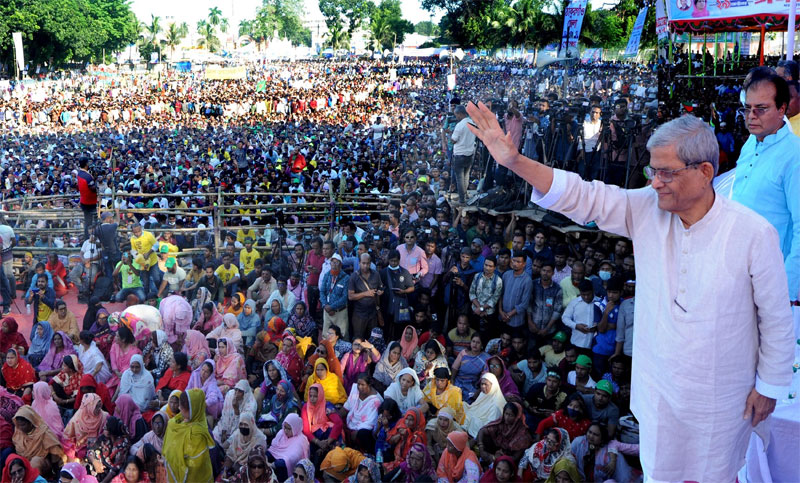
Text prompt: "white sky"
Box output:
[[130, 0, 442, 29]]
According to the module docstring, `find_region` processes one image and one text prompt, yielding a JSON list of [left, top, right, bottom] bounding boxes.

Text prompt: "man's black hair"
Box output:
[[744, 66, 790, 111]]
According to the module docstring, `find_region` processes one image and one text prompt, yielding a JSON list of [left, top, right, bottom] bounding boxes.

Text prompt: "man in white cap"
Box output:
[[466, 103, 794, 482], [320, 253, 350, 340]]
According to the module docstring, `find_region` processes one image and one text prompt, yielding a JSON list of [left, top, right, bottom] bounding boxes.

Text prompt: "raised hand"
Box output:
[[466, 102, 519, 168]]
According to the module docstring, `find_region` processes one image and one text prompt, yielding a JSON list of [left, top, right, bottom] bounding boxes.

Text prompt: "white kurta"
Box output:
[[532, 170, 794, 481]]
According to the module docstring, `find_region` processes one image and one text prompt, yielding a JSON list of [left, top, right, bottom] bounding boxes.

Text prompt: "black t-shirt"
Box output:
[[95, 223, 119, 255], [348, 269, 384, 317], [526, 382, 566, 412]]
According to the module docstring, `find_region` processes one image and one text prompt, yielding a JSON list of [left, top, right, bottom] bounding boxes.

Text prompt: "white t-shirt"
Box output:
[[584, 119, 602, 152], [567, 370, 597, 389], [371, 123, 386, 141], [451, 117, 477, 156], [80, 240, 98, 262]]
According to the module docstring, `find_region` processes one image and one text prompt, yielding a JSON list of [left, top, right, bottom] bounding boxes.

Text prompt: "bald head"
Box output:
[[359, 252, 372, 273]]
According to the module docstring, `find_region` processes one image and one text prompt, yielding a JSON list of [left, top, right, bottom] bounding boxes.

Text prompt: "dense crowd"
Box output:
[[0, 58, 663, 483]]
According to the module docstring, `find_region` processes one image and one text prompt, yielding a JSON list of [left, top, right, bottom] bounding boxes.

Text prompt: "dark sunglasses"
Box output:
[[292, 473, 306, 481], [249, 463, 266, 469]]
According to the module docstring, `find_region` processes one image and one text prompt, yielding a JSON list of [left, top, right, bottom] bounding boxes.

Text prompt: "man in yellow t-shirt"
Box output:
[[215, 252, 241, 298], [130, 224, 158, 298], [788, 81, 800, 135], [239, 238, 260, 277]]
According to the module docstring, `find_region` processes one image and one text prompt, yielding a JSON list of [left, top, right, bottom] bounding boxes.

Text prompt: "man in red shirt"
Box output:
[[76, 157, 98, 241]]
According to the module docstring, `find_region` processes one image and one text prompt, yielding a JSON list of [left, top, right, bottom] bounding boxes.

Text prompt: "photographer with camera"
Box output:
[[451, 105, 477, 204], [605, 98, 631, 186]]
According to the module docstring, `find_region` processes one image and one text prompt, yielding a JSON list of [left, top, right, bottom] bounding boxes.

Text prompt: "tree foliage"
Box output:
[[319, 0, 372, 46], [368, 0, 414, 51], [240, 0, 312, 48], [415, 20, 439, 37], [197, 20, 221, 52], [0, 0, 138, 69]]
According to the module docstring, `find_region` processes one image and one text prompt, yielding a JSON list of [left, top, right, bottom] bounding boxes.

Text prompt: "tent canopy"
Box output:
[[667, 0, 800, 33]]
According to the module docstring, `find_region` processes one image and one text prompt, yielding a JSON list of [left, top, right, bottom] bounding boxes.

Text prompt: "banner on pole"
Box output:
[[446, 73, 456, 90], [656, 0, 669, 41], [12, 32, 24, 73], [560, 0, 588, 57], [624, 7, 649, 58], [740, 32, 752, 56], [667, 0, 785, 22]]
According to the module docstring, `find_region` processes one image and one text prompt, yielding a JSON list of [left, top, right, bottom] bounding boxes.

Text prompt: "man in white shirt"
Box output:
[[370, 116, 386, 142], [467, 103, 793, 482], [561, 280, 599, 351], [582, 106, 603, 180], [450, 105, 477, 204]]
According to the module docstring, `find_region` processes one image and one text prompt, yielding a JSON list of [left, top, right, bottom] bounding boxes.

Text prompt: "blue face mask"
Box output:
[[567, 407, 581, 418], [388, 265, 400, 271], [598, 270, 612, 281]]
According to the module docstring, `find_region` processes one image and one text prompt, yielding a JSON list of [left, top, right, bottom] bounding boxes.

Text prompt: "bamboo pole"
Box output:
[[214, 187, 222, 259]]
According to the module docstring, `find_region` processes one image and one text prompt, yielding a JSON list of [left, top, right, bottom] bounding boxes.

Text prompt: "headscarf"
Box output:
[[28, 320, 53, 356], [31, 382, 64, 438], [64, 393, 108, 446], [396, 442, 436, 482], [0, 386, 23, 422], [226, 412, 267, 466], [384, 367, 424, 414], [341, 345, 373, 390], [74, 373, 115, 414], [286, 301, 315, 338], [183, 329, 210, 364], [267, 413, 309, 471], [214, 337, 246, 384], [523, 427, 572, 480], [264, 296, 288, 322], [210, 314, 243, 352], [1, 348, 35, 392], [373, 342, 409, 389], [11, 405, 62, 461], [388, 408, 427, 464], [118, 353, 155, 410], [483, 402, 534, 452], [275, 335, 303, 386], [543, 457, 582, 483], [320, 446, 365, 481], [0, 317, 28, 353], [192, 287, 213, 324], [436, 431, 480, 482], [288, 459, 315, 483], [83, 297, 104, 332], [89, 309, 112, 337], [37, 330, 76, 372], [347, 458, 381, 483], [214, 380, 258, 443], [305, 383, 334, 434], [487, 355, 520, 398], [114, 394, 143, 437], [153, 330, 169, 365], [163, 388, 215, 483], [186, 359, 224, 417], [1, 454, 39, 483], [266, 316, 287, 342], [61, 462, 98, 483], [226, 292, 245, 316], [398, 325, 418, 361], [163, 390, 182, 418], [270, 380, 299, 422], [368, 327, 387, 354], [160, 294, 193, 344], [303, 359, 347, 404], [480, 455, 516, 483], [138, 410, 168, 453], [424, 406, 463, 449], [238, 298, 261, 333], [463, 372, 507, 438], [261, 359, 290, 396]]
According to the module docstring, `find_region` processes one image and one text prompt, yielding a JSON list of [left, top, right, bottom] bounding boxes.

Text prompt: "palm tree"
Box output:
[[164, 23, 187, 61], [197, 21, 221, 52], [219, 18, 229, 34], [143, 14, 163, 44], [178, 22, 189, 38], [324, 22, 348, 50], [208, 7, 223, 28], [368, 13, 392, 52]]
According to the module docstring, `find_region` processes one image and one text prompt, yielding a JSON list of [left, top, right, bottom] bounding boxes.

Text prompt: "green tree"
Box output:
[[323, 21, 348, 49], [138, 14, 164, 62], [368, 0, 414, 51], [208, 6, 223, 28], [241, 0, 311, 48], [164, 22, 187, 61], [414, 20, 439, 37], [197, 20, 221, 52], [319, 0, 371, 45]]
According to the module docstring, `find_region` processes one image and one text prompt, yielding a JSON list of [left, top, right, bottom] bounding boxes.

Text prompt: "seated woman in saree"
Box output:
[[114, 394, 148, 444], [384, 367, 424, 414], [425, 407, 464, 463], [542, 458, 581, 483], [50, 354, 83, 411], [258, 379, 300, 440], [155, 352, 190, 405], [2, 454, 47, 483], [2, 349, 36, 404], [31, 382, 64, 440], [451, 333, 490, 402], [107, 326, 141, 393], [485, 355, 520, 401], [63, 393, 109, 460], [237, 298, 261, 347], [89, 309, 114, 359], [301, 384, 344, 467], [569, 423, 635, 483], [186, 359, 224, 420], [75, 373, 116, 415], [27, 321, 53, 368], [535, 392, 592, 441], [342, 373, 383, 453], [213, 337, 247, 394], [116, 354, 156, 412], [412, 339, 448, 386], [77, 331, 113, 387], [225, 292, 245, 317], [207, 314, 243, 354], [303, 359, 347, 405], [262, 298, 289, 327], [0, 316, 28, 354], [436, 431, 482, 483], [462, 373, 507, 440], [35, 331, 75, 381], [161, 390, 182, 419], [130, 410, 168, 456], [143, 330, 173, 380], [320, 446, 366, 481], [213, 380, 257, 444], [382, 407, 427, 473], [286, 301, 316, 340], [384, 442, 437, 482], [275, 334, 304, 388], [301, 337, 342, 390], [373, 398, 402, 465], [479, 455, 516, 483], [476, 402, 533, 466], [372, 342, 408, 392], [398, 325, 420, 365], [182, 330, 211, 371], [266, 413, 309, 482], [228, 446, 275, 483], [518, 427, 572, 481], [12, 405, 65, 478], [86, 416, 131, 482], [193, 301, 223, 334], [421, 367, 465, 425], [222, 413, 267, 478], [255, 359, 291, 410], [163, 389, 215, 483], [340, 338, 381, 390]]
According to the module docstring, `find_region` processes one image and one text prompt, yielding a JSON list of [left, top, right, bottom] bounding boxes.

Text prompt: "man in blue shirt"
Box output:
[[499, 251, 533, 333], [732, 67, 800, 308]]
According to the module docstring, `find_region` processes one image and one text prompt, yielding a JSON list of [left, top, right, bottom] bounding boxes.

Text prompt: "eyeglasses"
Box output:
[[643, 163, 702, 183], [292, 473, 306, 481], [405, 235, 416, 239], [489, 363, 501, 368], [737, 106, 773, 118], [249, 463, 266, 469]]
